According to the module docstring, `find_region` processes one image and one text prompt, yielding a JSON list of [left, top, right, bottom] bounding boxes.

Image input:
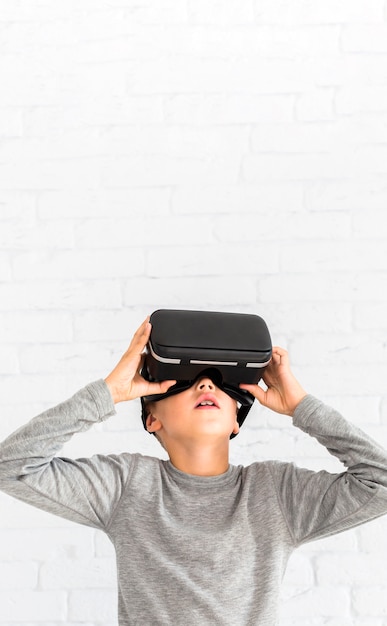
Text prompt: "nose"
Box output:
[[195, 377, 215, 391]]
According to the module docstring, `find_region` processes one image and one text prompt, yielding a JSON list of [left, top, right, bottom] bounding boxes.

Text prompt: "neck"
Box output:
[[166, 439, 230, 477]]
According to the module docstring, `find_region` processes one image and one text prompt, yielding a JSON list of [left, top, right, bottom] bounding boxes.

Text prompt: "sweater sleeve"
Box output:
[[0, 379, 133, 531], [268, 395, 387, 546]]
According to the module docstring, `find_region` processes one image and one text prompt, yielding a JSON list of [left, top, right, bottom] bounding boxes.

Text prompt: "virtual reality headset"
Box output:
[[141, 309, 272, 438]]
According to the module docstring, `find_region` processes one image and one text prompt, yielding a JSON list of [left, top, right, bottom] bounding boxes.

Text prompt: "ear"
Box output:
[[146, 413, 162, 433]]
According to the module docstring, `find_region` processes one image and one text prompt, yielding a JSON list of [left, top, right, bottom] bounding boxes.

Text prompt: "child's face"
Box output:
[[146, 376, 240, 443]]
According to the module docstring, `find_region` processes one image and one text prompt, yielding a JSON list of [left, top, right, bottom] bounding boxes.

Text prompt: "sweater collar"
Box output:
[[163, 459, 239, 488]]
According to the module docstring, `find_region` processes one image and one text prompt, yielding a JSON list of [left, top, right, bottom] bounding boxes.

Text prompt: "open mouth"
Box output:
[[195, 395, 220, 409]]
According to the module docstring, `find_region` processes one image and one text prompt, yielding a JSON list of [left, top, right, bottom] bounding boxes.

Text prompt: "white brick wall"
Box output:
[[0, 0, 387, 623]]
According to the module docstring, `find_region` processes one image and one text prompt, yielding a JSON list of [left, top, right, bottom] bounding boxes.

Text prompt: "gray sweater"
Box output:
[[1, 380, 387, 626]]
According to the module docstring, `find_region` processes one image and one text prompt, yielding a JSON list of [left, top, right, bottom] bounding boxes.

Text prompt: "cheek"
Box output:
[[224, 395, 238, 415], [156, 394, 189, 420]]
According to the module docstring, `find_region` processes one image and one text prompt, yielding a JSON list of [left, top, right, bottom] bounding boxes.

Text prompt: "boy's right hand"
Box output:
[[104, 317, 176, 404]]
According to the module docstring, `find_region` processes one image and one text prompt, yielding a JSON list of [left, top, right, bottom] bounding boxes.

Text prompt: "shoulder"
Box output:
[[119, 452, 165, 487], [241, 459, 300, 489]]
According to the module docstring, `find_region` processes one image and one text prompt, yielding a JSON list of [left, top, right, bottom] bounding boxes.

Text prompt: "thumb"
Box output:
[[239, 383, 268, 406], [145, 379, 177, 396]]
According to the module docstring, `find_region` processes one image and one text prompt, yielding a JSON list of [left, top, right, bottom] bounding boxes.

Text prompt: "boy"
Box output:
[[1, 317, 387, 626]]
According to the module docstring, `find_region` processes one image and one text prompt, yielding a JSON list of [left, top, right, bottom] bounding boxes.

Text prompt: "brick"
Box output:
[[0, 253, 12, 281], [132, 56, 312, 95], [259, 272, 387, 303], [86, 97, 164, 126], [217, 212, 350, 242], [40, 557, 116, 589], [348, 116, 387, 144], [0, 562, 38, 590], [137, 23, 280, 60], [360, 425, 387, 449], [337, 86, 387, 115], [243, 152, 360, 182], [354, 588, 387, 617], [350, 616, 384, 626], [22, 105, 82, 136], [305, 180, 387, 212], [0, 108, 23, 137], [188, 0, 255, 24], [0, 312, 72, 343], [0, 280, 122, 311], [13, 249, 145, 281], [172, 183, 303, 214], [147, 243, 280, 277], [123, 276, 257, 307], [2, 131, 103, 162], [102, 152, 240, 187], [251, 122, 340, 153], [0, 191, 36, 218], [0, 591, 66, 621], [68, 589, 117, 621], [122, 0, 188, 24], [323, 53, 387, 88], [0, 157, 99, 189], [0, 527, 94, 561], [75, 216, 217, 248], [255, 0, 384, 24], [342, 24, 387, 53], [353, 211, 387, 239], [299, 530, 357, 553], [24, 99, 163, 134], [281, 241, 387, 272], [73, 310, 145, 343], [281, 553, 314, 586], [291, 363, 387, 396], [296, 88, 336, 121], [352, 146, 387, 176], [0, 220, 74, 250], [358, 517, 387, 553], [380, 397, 387, 425], [0, 374, 68, 405], [279, 586, 350, 618], [165, 94, 295, 124], [95, 531, 115, 558], [316, 553, 387, 585], [19, 342, 122, 375], [0, 345, 19, 374], [38, 188, 170, 219], [97, 125, 249, 160], [354, 302, 387, 331], [262, 302, 352, 334]]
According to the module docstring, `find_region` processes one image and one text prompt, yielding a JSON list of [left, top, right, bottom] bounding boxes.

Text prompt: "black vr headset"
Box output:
[[141, 309, 272, 439]]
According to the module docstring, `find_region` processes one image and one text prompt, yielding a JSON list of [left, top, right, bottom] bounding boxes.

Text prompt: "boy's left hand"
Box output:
[[240, 346, 307, 416]]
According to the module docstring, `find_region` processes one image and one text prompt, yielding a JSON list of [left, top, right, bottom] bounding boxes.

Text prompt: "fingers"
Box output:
[[128, 317, 152, 354], [270, 346, 289, 367], [239, 382, 267, 405], [146, 379, 177, 396]]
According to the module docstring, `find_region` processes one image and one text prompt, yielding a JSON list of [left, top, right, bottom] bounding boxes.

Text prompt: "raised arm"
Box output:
[[242, 347, 387, 544], [0, 318, 175, 529]]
